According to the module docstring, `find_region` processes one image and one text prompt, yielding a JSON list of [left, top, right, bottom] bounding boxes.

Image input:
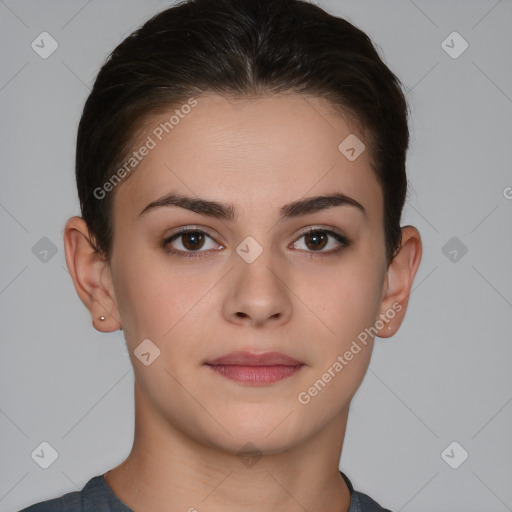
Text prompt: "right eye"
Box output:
[[162, 228, 223, 258]]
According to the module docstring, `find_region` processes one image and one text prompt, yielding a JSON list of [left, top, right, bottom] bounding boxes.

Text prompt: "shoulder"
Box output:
[[341, 471, 392, 512], [16, 475, 130, 512], [18, 491, 81, 511], [350, 489, 393, 512]]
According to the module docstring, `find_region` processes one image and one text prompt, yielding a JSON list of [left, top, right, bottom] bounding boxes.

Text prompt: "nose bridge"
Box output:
[[224, 235, 293, 326]]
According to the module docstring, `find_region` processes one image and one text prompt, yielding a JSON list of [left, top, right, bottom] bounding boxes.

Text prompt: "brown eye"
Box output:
[[163, 228, 221, 257], [180, 231, 205, 251], [292, 229, 350, 255], [303, 231, 328, 251]]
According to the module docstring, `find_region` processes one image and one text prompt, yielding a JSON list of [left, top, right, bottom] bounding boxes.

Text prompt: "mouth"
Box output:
[[204, 351, 305, 386]]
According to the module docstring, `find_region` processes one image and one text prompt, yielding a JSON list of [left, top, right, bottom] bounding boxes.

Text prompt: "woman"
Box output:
[[20, 0, 421, 510]]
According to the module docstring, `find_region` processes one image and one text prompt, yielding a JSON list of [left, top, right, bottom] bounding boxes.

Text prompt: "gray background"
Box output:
[[1, 0, 511, 511]]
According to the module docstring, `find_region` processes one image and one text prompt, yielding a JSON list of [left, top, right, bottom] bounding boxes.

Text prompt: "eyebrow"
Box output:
[[138, 191, 366, 221]]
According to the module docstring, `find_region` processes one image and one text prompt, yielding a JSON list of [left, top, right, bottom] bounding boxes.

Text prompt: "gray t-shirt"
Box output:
[[18, 471, 392, 512]]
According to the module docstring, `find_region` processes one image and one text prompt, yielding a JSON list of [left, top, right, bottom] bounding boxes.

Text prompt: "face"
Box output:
[[107, 93, 390, 454]]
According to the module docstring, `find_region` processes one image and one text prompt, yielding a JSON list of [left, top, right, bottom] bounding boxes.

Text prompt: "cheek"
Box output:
[[112, 248, 216, 345], [293, 265, 383, 415], [337, 271, 382, 334], [302, 261, 384, 351], [111, 249, 171, 337]]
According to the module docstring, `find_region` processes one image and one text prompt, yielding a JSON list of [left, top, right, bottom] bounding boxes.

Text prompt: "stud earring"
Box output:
[[387, 326, 392, 330], [99, 316, 106, 321]]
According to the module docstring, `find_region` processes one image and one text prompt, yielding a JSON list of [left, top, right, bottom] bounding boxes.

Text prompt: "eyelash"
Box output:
[[162, 226, 351, 259]]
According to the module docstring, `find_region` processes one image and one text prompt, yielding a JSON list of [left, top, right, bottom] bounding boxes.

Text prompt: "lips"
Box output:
[[205, 351, 304, 385], [206, 351, 302, 366]]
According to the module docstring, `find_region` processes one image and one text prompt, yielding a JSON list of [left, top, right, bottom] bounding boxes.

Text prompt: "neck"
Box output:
[[104, 382, 352, 512]]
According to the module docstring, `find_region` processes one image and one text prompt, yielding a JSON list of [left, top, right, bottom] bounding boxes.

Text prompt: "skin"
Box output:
[[64, 93, 422, 512]]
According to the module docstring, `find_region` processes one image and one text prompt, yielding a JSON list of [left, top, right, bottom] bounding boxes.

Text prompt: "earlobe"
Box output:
[[63, 216, 122, 332], [376, 225, 422, 338]]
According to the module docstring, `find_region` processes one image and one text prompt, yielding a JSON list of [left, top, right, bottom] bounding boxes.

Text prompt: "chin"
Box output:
[[196, 412, 310, 457], [207, 432, 301, 459]]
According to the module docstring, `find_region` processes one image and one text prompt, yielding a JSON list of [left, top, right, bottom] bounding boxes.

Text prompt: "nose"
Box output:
[[222, 253, 293, 329]]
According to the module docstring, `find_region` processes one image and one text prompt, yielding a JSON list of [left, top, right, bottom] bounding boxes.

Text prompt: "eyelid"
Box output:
[[294, 224, 347, 239], [165, 225, 222, 242]]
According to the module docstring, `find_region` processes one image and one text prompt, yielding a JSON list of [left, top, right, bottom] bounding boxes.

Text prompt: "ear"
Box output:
[[375, 225, 422, 338], [63, 216, 122, 332]]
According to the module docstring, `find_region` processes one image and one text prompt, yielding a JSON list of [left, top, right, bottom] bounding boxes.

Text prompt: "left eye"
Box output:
[[292, 229, 350, 254]]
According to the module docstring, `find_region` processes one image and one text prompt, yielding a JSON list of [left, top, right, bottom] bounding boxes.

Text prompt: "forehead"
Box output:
[[113, 93, 382, 223]]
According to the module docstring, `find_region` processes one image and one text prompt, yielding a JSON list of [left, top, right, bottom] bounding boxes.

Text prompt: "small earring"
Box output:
[[387, 325, 392, 330], [99, 316, 106, 321]]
